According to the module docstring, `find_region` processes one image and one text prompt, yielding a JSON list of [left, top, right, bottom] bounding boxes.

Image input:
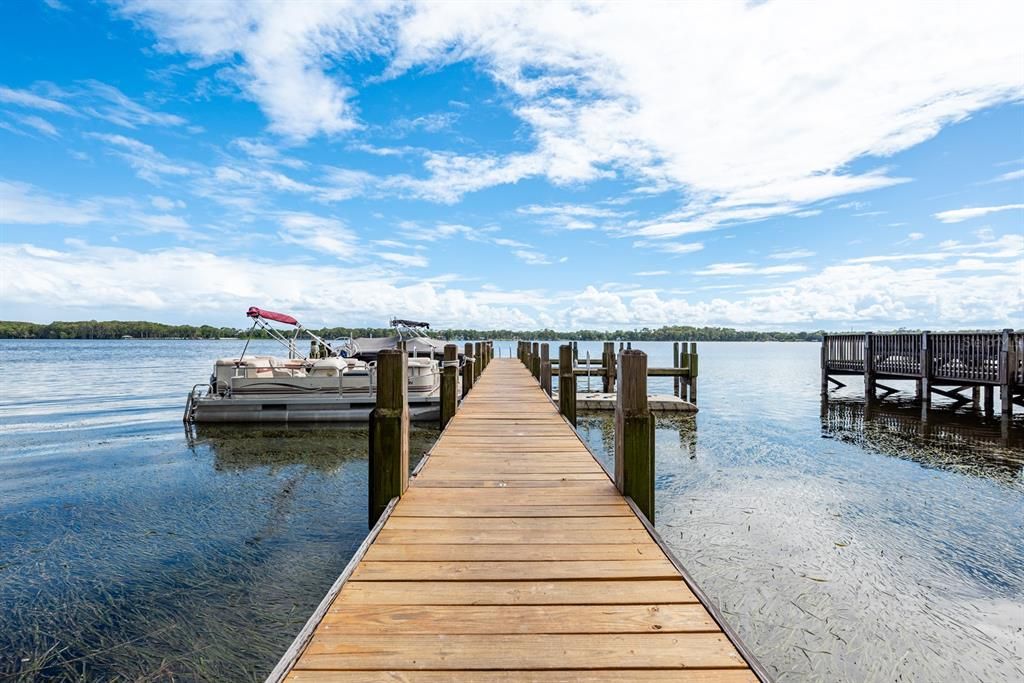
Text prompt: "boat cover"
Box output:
[[247, 306, 298, 325]]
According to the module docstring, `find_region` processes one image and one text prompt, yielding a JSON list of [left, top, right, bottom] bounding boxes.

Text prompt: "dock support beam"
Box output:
[[999, 328, 1012, 417], [540, 342, 552, 397], [437, 344, 457, 429], [615, 350, 655, 524], [688, 342, 698, 404], [532, 341, 540, 380], [558, 344, 577, 426], [368, 349, 408, 528], [462, 342, 474, 399], [673, 342, 681, 396], [820, 334, 828, 396], [863, 332, 875, 399]]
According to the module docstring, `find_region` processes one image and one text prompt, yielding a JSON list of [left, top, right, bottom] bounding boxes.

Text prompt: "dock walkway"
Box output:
[[276, 358, 760, 681]]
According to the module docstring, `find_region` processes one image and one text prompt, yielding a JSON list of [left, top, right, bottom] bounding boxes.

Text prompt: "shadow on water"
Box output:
[[821, 396, 1024, 484]]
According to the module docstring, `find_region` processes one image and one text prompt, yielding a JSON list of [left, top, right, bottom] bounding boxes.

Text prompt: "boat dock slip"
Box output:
[[270, 357, 765, 682]]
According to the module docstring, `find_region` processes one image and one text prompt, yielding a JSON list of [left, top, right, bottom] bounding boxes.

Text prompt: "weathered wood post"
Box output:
[[474, 342, 483, 382], [863, 332, 875, 399], [462, 342, 474, 399], [601, 342, 613, 392], [984, 385, 994, 415], [540, 342, 552, 396], [572, 341, 578, 364], [688, 342, 698, 404], [999, 328, 1012, 416], [558, 344, 577, 426], [673, 341, 680, 396], [615, 350, 655, 523], [820, 335, 828, 396], [440, 343, 458, 429], [920, 331, 931, 409], [368, 349, 408, 528], [531, 342, 540, 380]]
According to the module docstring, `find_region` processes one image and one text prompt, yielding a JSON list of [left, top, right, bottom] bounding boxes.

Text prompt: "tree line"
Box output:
[[0, 319, 825, 341]]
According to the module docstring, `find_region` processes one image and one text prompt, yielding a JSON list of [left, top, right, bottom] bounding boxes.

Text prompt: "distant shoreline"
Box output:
[[3, 319, 1008, 342]]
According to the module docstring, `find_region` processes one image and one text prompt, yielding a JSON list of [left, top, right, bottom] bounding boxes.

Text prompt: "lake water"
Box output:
[[1, 339, 1021, 681]]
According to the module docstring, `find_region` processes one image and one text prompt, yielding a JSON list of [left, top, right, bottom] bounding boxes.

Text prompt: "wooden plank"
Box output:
[[318, 604, 719, 633], [376, 529, 654, 545], [335, 580, 699, 605], [385, 516, 643, 530], [363, 543, 664, 562], [350, 559, 680, 581], [412, 479, 616, 489], [392, 504, 634, 518], [287, 671, 758, 682], [296, 633, 747, 670]]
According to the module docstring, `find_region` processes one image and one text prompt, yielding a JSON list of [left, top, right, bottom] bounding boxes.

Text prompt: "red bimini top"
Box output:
[[246, 307, 299, 326]]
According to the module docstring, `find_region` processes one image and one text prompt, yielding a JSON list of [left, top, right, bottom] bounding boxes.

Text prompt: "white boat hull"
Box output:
[[192, 394, 441, 423]]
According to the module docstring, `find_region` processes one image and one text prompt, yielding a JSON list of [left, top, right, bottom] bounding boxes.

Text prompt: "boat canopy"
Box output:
[[247, 306, 298, 326], [392, 318, 430, 329]]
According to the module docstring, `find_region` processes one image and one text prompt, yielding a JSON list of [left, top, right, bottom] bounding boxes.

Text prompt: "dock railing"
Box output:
[[822, 330, 1022, 416]]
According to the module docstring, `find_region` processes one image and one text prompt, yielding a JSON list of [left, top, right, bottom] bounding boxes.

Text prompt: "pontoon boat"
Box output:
[[184, 308, 456, 423]]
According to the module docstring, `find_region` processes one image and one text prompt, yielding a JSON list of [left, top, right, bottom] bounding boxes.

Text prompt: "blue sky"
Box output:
[[1, 0, 1022, 330]]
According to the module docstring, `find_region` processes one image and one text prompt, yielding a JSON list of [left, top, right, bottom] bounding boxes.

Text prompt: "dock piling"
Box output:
[[615, 350, 655, 524], [558, 344, 577, 426], [540, 342, 552, 396], [368, 349, 409, 528], [688, 342, 698, 403], [462, 342, 475, 399], [474, 342, 482, 383], [439, 344, 458, 429], [532, 341, 540, 380]]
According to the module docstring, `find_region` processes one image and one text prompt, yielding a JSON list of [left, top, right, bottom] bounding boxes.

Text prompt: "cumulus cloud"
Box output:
[[2, 237, 1020, 329], [116, 0, 1023, 223]]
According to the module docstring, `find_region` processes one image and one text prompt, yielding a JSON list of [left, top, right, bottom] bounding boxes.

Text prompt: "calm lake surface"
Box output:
[[1, 339, 1021, 681]]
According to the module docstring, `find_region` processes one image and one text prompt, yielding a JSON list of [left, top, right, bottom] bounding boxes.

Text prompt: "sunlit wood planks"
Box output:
[[280, 358, 759, 682]]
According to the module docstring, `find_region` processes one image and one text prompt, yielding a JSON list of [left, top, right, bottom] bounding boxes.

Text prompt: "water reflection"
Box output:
[[186, 423, 435, 473], [821, 396, 1024, 483]]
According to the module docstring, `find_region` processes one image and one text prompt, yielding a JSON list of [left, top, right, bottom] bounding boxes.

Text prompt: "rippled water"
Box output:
[[1, 340, 1021, 681]]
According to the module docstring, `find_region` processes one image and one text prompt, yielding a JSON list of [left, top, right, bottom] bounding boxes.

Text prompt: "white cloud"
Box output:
[[514, 249, 555, 265], [982, 168, 1024, 183], [634, 270, 669, 276], [0, 180, 101, 225], [8, 113, 59, 137], [769, 249, 815, 260], [934, 204, 1024, 223], [150, 195, 185, 211], [0, 85, 75, 114], [116, 1, 1023, 222], [378, 251, 429, 268], [88, 133, 191, 183], [2, 236, 1020, 329], [80, 80, 186, 128], [632, 240, 704, 255], [907, 232, 925, 240], [695, 263, 809, 276], [117, 2, 390, 140], [277, 212, 359, 260]]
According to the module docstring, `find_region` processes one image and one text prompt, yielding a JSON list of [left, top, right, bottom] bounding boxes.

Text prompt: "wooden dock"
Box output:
[[822, 330, 1023, 416], [270, 357, 764, 682]]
